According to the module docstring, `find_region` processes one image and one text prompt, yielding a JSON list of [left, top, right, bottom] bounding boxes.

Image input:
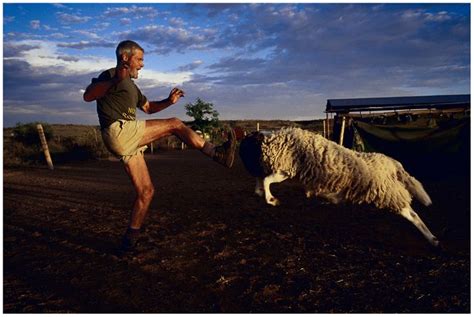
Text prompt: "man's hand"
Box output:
[[168, 87, 185, 104], [115, 61, 130, 82], [83, 63, 130, 102]]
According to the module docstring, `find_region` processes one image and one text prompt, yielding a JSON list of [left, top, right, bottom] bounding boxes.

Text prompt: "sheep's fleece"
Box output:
[[239, 127, 439, 246]]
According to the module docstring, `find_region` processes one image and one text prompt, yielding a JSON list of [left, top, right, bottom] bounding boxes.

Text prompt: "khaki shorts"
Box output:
[[101, 119, 148, 164]]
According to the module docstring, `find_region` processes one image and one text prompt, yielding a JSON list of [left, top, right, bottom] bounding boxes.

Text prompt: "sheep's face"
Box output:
[[239, 132, 265, 177]]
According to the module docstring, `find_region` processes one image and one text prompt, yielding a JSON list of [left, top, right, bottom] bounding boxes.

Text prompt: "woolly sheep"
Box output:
[[239, 127, 439, 247]]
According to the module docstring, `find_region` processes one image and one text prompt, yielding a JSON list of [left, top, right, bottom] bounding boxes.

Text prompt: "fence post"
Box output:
[[36, 124, 54, 170], [339, 116, 346, 146], [92, 127, 98, 144]]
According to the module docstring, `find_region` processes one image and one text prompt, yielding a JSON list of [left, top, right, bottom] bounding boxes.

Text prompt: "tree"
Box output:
[[184, 98, 220, 134]]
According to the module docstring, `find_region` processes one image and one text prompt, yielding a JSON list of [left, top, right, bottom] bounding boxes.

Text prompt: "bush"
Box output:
[[4, 124, 110, 166], [4, 140, 42, 167], [13, 122, 53, 146], [53, 135, 108, 162]]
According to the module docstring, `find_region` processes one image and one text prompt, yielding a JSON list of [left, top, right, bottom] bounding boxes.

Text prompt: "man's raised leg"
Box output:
[[139, 118, 236, 168], [139, 118, 205, 149]]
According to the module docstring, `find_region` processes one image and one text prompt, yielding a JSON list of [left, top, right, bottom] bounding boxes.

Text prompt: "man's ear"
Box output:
[[119, 53, 130, 63]]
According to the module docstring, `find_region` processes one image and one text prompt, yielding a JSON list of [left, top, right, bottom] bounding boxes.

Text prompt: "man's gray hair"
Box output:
[[116, 40, 144, 62]]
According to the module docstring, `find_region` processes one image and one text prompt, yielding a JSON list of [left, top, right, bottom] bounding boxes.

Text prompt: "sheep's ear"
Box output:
[[256, 133, 265, 143]]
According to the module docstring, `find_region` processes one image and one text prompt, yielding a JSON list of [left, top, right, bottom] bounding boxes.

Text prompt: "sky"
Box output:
[[2, 2, 471, 127]]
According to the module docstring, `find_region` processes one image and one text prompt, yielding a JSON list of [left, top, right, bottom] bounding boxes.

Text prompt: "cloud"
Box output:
[[4, 43, 40, 58], [4, 16, 15, 23], [424, 11, 452, 22], [117, 24, 215, 54], [169, 17, 185, 28], [182, 4, 237, 18], [95, 22, 111, 30], [57, 40, 116, 50], [3, 38, 194, 126], [4, 40, 114, 75], [30, 20, 41, 30], [43, 24, 59, 31], [57, 12, 92, 24], [72, 30, 101, 39], [3, 59, 99, 125], [57, 55, 80, 62], [103, 5, 158, 19], [208, 57, 266, 74], [402, 9, 453, 23], [401, 9, 424, 20], [52, 3, 68, 9], [204, 4, 469, 87], [120, 18, 131, 25], [177, 60, 203, 72], [50, 33, 68, 39]]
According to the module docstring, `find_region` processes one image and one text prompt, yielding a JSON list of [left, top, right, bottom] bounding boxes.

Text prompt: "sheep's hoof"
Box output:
[[430, 237, 440, 248], [267, 197, 280, 206]]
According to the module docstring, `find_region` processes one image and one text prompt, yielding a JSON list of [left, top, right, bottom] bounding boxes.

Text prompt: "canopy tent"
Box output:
[[326, 94, 470, 114], [324, 95, 470, 178]]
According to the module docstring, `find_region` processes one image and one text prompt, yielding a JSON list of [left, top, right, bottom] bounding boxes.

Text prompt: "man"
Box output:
[[83, 40, 236, 253]]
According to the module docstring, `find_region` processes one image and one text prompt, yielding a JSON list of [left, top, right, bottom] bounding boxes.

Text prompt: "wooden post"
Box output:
[[323, 115, 327, 138], [325, 113, 330, 139], [339, 116, 346, 146], [36, 124, 54, 170], [92, 128, 98, 144]]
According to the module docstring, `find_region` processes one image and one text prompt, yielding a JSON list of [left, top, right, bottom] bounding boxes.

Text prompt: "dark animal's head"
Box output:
[[239, 132, 265, 177]]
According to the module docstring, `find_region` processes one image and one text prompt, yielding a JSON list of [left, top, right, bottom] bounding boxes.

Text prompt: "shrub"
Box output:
[[53, 135, 108, 162], [5, 124, 110, 166], [13, 122, 53, 146]]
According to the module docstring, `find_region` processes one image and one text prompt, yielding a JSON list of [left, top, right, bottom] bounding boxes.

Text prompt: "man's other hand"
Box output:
[[168, 88, 185, 104]]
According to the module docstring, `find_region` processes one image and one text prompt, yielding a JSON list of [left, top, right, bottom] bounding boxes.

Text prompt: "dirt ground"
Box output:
[[3, 150, 470, 313]]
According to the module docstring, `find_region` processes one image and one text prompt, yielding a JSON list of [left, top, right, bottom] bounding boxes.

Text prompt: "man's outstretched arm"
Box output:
[[141, 88, 185, 114]]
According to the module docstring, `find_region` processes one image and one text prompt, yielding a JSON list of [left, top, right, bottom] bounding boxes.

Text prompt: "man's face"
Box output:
[[127, 49, 144, 79]]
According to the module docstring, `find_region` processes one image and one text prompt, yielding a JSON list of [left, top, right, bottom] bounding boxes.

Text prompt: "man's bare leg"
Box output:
[[139, 118, 236, 167], [121, 154, 155, 251], [139, 118, 205, 149]]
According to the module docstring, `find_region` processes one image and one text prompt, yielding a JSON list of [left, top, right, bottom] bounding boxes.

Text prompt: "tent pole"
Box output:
[[339, 116, 346, 146], [323, 114, 327, 138], [325, 113, 329, 139]]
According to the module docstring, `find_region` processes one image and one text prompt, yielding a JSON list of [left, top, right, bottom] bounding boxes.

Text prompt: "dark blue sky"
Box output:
[[3, 3, 470, 126]]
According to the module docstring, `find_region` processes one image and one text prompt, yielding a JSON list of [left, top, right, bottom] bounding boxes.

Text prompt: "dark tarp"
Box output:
[[349, 113, 470, 179], [326, 94, 470, 113]]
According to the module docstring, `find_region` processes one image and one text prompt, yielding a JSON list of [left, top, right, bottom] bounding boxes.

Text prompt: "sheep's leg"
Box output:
[[263, 172, 288, 206], [321, 192, 342, 204], [255, 178, 264, 197], [400, 207, 440, 247]]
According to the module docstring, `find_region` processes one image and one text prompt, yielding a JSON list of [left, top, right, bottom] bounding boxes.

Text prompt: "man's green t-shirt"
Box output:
[[92, 68, 148, 129]]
